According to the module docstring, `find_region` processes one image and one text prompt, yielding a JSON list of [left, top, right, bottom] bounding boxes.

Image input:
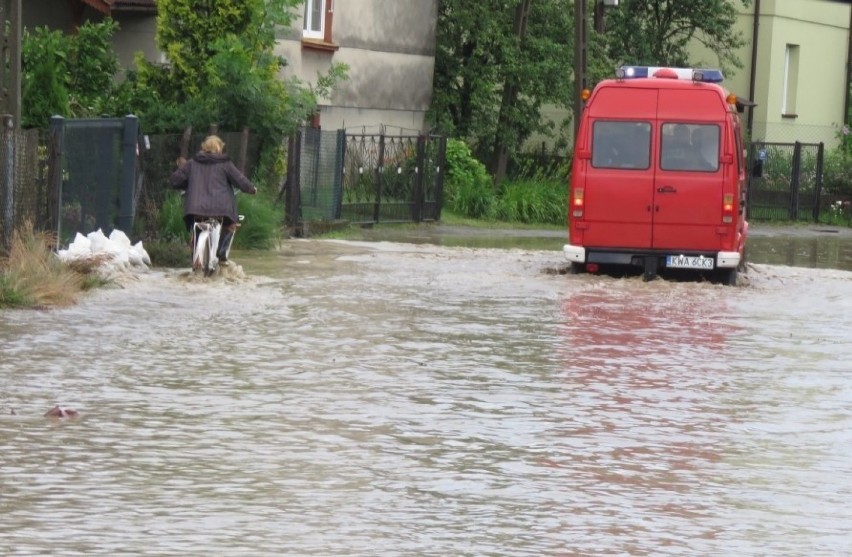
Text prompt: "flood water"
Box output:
[[2, 226, 851, 556]]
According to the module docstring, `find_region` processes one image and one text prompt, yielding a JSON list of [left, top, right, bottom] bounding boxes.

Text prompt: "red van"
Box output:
[[564, 66, 748, 285]]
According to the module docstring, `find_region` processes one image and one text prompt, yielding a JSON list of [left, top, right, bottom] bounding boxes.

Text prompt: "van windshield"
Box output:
[[592, 121, 651, 170], [661, 123, 720, 172]]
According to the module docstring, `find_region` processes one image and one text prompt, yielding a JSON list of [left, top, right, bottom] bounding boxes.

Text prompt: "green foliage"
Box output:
[[21, 18, 129, 128], [835, 123, 852, 157], [158, 191, 189, 241], [21, 20, 125, 128], [133, 0, 347, 140], [821, 200, 852, 226], [822, 149, 852, 197], [68, 19, 121, 114], [0, 275, 28, 308], [495, 179, 566, 225], [150, 188, 280, 261], [443, 139, 495, 219], [233, 191, 281, 250], [430, 0, 573, 161], [144, 239, 190, 268], [600, 0, 750, 78], [21, 26, 71, 128]]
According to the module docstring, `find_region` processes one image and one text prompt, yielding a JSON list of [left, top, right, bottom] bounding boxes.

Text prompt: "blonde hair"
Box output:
[[201, 135, 225, 154]]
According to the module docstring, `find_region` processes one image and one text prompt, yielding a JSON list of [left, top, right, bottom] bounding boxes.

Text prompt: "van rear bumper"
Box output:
[[564, 245, 741, 269], [715, 251, 741, 268], [563, 244, 586, 263]]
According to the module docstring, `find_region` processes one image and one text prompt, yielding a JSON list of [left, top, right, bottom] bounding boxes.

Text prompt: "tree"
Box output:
[[430, 0, 573, 183], [600, 0, 750, 78], [21, 20, 123, 128], [132, 0, 347, 138]]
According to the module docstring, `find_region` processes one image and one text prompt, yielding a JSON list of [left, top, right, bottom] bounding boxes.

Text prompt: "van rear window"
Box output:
[[592, 121, 651, 170], [661, 123, 720, 172]]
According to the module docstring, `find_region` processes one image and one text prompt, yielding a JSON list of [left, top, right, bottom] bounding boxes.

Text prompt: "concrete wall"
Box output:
[[276, 0, 439, 133], [110, 12, 160, 70]]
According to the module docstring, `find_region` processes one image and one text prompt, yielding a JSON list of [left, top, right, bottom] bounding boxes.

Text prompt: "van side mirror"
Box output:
[[752, 159, 763, 178]]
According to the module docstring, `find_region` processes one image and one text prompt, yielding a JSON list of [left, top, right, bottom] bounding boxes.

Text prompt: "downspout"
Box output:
[[747, 0, 760, 138], [844, 3, 852, 125]]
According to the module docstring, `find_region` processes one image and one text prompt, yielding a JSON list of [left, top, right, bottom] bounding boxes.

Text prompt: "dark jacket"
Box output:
[[169, 152, 256, 223]]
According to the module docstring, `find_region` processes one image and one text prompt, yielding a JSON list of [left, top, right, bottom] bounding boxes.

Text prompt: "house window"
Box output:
[[782, 44, 799, 118], [303, 0, 334, 45]]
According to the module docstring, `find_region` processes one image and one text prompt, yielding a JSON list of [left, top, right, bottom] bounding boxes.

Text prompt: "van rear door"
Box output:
[[652, 90, 727, 251], [581, 88, 657, 250]]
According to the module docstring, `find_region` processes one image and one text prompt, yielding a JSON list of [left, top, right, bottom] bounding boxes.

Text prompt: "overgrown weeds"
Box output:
[[0, 224, 87, 309]]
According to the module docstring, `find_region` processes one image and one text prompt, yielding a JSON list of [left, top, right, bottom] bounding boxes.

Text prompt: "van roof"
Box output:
[[587, 78, 735, 120]]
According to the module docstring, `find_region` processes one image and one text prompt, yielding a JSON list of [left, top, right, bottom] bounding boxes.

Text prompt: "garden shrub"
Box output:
[[444, 139, 495, 219]]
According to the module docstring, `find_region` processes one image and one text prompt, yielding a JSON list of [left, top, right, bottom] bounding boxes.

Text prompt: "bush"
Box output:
[[233, 190, 281, 250], [495, 179, 566, 225], [444, 139, 495, 219], [822, 150, 852, 197], [158, 190, 189, 241]]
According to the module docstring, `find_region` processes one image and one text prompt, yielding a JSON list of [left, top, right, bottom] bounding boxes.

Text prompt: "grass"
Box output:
[[0, 225, 88, 309], [307, 210, 566, 242]]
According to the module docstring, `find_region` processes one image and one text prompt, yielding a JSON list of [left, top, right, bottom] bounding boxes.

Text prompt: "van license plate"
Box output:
[[666, 255, 714, 270]]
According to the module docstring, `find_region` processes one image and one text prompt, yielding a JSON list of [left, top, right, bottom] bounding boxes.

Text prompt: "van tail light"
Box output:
[[722, 193, 734, 223], [572, 188, 585, 218]]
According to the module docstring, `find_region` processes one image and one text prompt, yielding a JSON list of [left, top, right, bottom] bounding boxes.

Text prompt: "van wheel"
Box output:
[[569, 262, 585, 275], [721, 268, 738, 286]]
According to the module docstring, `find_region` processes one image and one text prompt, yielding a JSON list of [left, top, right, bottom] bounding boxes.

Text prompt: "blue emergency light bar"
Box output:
[[616, 65, 725, 83]]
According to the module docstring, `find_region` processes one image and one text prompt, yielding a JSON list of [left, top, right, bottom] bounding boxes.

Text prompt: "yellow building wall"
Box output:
[[694, 0, 850, 146]]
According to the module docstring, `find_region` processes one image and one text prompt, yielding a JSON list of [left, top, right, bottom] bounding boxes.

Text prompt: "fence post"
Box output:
[[373, 131, 386, 223], [790, 141, 802, 220], [49, 116, 65, 243], [413, 135, 426, 223], [238, 126, 249, 174], [813, 142, 825, 223], [435, 135, 447, 222], [334, 129, 345, 220], [1, 114, 13, 251], [179, 126, 192, 160], [118, 115, 138, 233], [284, 130, 302, 235]]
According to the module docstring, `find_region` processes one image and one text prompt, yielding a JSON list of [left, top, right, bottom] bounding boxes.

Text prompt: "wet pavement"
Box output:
[[1, 224, 851, 556], [347, 223, 852, 272]]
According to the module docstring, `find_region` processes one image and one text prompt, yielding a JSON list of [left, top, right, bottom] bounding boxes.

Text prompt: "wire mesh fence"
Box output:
[[0, 116, 50, 253]]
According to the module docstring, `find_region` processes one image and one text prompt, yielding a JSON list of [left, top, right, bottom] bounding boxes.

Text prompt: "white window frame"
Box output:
[[782, 44, 799, 116], [303, 0, 326, 39]]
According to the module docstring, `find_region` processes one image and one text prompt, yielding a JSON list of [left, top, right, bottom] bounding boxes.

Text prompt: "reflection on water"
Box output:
[[747, 232, 852, 270], [1, 241, 851, 556]]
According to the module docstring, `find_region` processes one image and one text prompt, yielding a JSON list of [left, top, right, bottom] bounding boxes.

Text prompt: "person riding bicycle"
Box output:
[[169, 135, 257, 264]]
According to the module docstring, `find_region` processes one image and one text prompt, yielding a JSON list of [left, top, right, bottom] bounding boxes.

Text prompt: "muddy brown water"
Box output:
[[1, 225, 851, 556]]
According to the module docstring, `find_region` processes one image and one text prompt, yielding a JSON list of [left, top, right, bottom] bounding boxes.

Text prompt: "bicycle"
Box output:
[[190, 215, 244, 276]]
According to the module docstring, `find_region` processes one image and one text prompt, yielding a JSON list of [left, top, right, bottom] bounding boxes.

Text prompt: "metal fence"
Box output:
[[0, 115, 49, 253], [285, 127, 446, 233], [0, 118, 267, 253], [746, 141, 830, 222], [52, 115, 139, 246]]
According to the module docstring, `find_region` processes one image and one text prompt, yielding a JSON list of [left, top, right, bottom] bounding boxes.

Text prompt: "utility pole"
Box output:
[[0, 0, 21, 128], [573, 0, 588, 138]]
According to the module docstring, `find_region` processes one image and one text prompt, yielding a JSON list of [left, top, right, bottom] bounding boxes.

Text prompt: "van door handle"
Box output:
[[656, 185, 677, 194]]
